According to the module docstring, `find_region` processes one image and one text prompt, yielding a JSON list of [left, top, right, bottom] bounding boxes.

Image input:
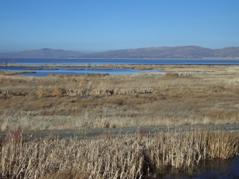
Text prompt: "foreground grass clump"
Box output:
[[0, 131, 238, 179]]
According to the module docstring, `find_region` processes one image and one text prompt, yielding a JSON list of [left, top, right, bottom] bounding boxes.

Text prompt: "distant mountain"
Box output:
[[1, 46, 239, 59], [89, 46, 215, 58], [0, 48, 86, 59], [214, 47, 239, 58]]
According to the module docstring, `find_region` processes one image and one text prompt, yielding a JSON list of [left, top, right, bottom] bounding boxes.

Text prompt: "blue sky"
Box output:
[[0, 0, 239, 52]]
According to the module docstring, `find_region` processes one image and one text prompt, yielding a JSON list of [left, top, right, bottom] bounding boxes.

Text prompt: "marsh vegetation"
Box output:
[[1, 65, 239, 131], [1, 130, 238, 179], [0, 65, 239, 178]]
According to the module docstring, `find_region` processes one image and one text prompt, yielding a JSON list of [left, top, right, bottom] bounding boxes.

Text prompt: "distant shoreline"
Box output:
[[1, 57, 239, 60]]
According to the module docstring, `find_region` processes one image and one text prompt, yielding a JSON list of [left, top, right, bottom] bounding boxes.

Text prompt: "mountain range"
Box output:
[[1, 46, 239, 59]]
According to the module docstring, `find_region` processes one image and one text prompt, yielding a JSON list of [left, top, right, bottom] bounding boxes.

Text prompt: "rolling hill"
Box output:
[[0, 46, 239, 59]]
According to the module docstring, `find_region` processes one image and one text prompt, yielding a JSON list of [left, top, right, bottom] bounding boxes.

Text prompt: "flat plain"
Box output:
[[1, 65, 239, 131], [0, 65, 239, 178]]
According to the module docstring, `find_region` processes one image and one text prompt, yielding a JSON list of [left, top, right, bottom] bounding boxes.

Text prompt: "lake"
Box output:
[[1, 58, 239, 76], [0, 65, 161, 76]]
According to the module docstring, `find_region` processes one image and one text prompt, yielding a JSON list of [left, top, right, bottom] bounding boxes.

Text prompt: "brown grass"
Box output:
[[1, 65, 239, 131], [0, 131, 238, 178], [162, 72, 179, 79]]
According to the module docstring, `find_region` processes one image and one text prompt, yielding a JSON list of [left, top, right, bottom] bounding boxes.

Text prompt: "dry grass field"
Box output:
[[0, 65, 239, 131], [1, 130, 238, 179], [0, 65, 239, 178]]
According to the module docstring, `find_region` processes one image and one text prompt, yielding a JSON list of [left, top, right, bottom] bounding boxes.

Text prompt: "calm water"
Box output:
[[162, 156, 239, 179], [1, 58, 239, 76], [26, 68, 146, 76], [0, 65, 161, 76]]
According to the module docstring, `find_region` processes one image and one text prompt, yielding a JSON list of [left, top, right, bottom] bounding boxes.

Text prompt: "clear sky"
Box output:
[[0, 0, 239, 52]]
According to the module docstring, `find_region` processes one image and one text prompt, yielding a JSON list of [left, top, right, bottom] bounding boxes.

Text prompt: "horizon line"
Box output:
[[1, 45, 239, 53]]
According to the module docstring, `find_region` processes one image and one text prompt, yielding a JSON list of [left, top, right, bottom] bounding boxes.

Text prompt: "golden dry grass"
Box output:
[[0, 65, 239, 131], [1, 131, 238, 178]]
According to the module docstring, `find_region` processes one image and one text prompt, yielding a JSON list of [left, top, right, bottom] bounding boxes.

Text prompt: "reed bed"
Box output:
[[0, 131, 238, 179]]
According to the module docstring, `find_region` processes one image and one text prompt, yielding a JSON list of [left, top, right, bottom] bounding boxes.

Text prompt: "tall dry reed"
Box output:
[[0, 131, 238, 179]]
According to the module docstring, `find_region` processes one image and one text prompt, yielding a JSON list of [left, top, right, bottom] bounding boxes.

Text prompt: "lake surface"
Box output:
[[0, 65, 161, 76], [1, 58, 239, 76]]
